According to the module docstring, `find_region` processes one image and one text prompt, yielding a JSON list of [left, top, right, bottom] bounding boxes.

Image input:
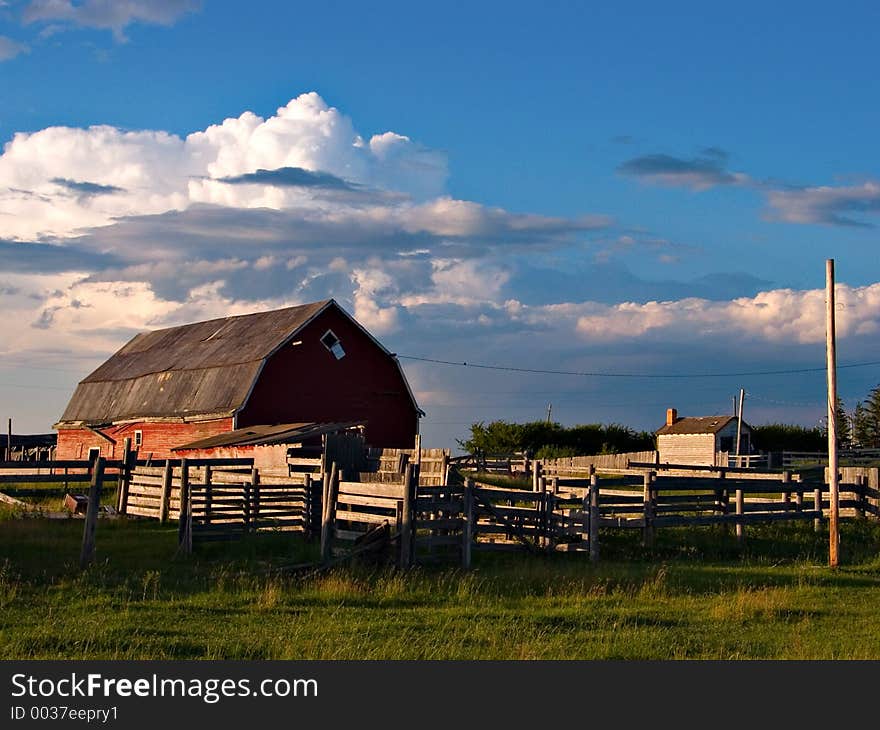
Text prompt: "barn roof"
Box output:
[[173, 421, 364, 450], [57, 300, 336, 425], [656, 415, 743, 435]]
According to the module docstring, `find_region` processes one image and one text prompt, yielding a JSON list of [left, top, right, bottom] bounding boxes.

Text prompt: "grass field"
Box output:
[[4, 509, 880, 660]]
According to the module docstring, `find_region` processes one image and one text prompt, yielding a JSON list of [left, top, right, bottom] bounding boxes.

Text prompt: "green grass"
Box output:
[[3, 514, 880, 659]]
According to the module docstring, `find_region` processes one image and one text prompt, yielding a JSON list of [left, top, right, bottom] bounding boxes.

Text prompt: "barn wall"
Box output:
[[55, 418, 234, 461], [238, 307, 418, 448], [657, 433, 716, 466], [174, 443, 289, 470]]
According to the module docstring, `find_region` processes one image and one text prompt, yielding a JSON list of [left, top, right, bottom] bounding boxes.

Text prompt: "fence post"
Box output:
[[117, 436, 131, 513], [781, 470, 792, 511], [251, 466, 261, 530], [204, 464, 213, 526], [303, 472, 312, 539], [589, 473, 600, 563], [462, 478, 474, 569], [814, 484, 823, 532], [79, 456, 105, 568], [400, 463, 415, 568], [735, 486, 745, 545], [158, 460, 173, 524], [177, 458, 191, 554], [642, 471, 654, 547], [856, 475, 867, 519], [532, 460, 542, 492], [320, 462, 338, 565]]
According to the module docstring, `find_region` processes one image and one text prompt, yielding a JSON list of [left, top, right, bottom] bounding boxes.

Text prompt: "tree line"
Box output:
[[458, 384, 880, 456]]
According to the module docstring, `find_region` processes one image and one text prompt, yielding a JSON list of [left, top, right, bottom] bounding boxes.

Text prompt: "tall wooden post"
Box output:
[[158, 460, 173, 524], [6, 417, 11, 462], [320, 462, 338, 565], [735, 486, 745, 545], [735, 388, 745, 468], [80, 456, 105, 568], [589, 473, 600, 563], [177, 458, 191, 554], [642, 471, 654, 547], [302, 472, 312, 539], [462, 478, 474, 569], [117, 437, 131, 513], [400, 462, 415, 568], [826, 258, 840, 567]]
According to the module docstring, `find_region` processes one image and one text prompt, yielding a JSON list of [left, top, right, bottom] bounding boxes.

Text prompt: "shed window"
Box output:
[[134, 430, 143, 448], [87, 447, 100, 463], [320, 329, 346, 360]]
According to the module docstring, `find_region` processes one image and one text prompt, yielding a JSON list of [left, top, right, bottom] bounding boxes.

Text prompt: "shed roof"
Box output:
[[656, 415, 743, 435], [173, 421, 364, 450], [58, 300, 333, 425]]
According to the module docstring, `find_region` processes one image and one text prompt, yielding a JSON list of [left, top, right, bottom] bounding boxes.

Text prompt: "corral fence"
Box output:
[[783, 449, 880, 469]]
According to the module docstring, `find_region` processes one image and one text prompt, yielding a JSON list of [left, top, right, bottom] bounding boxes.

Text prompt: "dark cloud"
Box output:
[[215, 166, 359, 192], [0, 239, 119, 273], [51, 178, 124, 196], [617, 152, 745, 189], [505, 262, 772, 305], [766, 182, 880, 228]]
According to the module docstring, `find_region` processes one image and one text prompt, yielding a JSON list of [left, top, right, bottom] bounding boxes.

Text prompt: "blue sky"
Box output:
[[1, 1, 879, 447]]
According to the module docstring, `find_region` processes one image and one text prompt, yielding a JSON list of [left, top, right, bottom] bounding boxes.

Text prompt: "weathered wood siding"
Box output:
[[657, 433, 716, 466]]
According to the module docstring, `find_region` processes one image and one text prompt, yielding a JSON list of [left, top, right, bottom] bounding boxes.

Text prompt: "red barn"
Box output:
[[54, 299, 421, 460]]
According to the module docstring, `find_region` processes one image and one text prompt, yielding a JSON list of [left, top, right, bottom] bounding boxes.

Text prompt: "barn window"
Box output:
[[87, 447, 100, 463], [320, 329, 346, 360], [134, 430, 143, 448]]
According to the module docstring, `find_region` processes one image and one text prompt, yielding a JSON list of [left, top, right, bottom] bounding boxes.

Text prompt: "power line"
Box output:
[[398, 355, 880, 379]]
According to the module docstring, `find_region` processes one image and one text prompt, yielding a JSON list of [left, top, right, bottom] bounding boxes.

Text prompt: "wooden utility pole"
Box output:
[[546, 403, 552, 424], [826, 258, 840, 567], [6, 418, 11, 461], [734, 388, 746, 467]]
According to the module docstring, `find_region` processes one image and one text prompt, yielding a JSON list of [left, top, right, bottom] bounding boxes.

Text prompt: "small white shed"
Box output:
[[656, 409, 752, 466]]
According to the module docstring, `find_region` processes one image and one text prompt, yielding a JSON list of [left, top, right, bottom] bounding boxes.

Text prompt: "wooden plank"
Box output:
[[338, 482, 406, 499], [337, 493, 399, 509], [335, 510, 394, 525]]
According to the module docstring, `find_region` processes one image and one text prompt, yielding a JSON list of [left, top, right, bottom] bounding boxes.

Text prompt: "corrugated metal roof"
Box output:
[[656, 415, 739, 435], [59, 300, 331, 424], [173, 421, 364, 450]]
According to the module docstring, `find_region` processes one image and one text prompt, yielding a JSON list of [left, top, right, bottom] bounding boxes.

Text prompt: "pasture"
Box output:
[[3, 512, 880, 659]]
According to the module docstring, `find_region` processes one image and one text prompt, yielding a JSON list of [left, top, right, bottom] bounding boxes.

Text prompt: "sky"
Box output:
[[0, 0, 879, 449]]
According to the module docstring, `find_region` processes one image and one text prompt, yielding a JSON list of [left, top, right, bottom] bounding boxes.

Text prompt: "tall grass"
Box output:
[[2, 516, 880, 659]]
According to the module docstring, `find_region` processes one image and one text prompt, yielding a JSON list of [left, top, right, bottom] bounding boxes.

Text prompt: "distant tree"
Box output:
[[457, 420, 655, 456], [751, 424, 825, 452], [856, 384, 880, 448], [852, 402, 871, 448]]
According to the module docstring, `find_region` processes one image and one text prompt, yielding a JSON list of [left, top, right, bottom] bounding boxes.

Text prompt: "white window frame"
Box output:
[[320, 329, 346, 360], [134, 430, 143, 449]]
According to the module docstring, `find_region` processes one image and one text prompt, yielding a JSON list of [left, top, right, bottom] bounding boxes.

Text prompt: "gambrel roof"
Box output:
[[56, 299, 418, 426]]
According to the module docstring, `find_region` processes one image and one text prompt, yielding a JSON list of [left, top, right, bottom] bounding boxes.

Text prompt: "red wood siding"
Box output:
[[238, 307, 418, 447], [55, 418, 234, 461]]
